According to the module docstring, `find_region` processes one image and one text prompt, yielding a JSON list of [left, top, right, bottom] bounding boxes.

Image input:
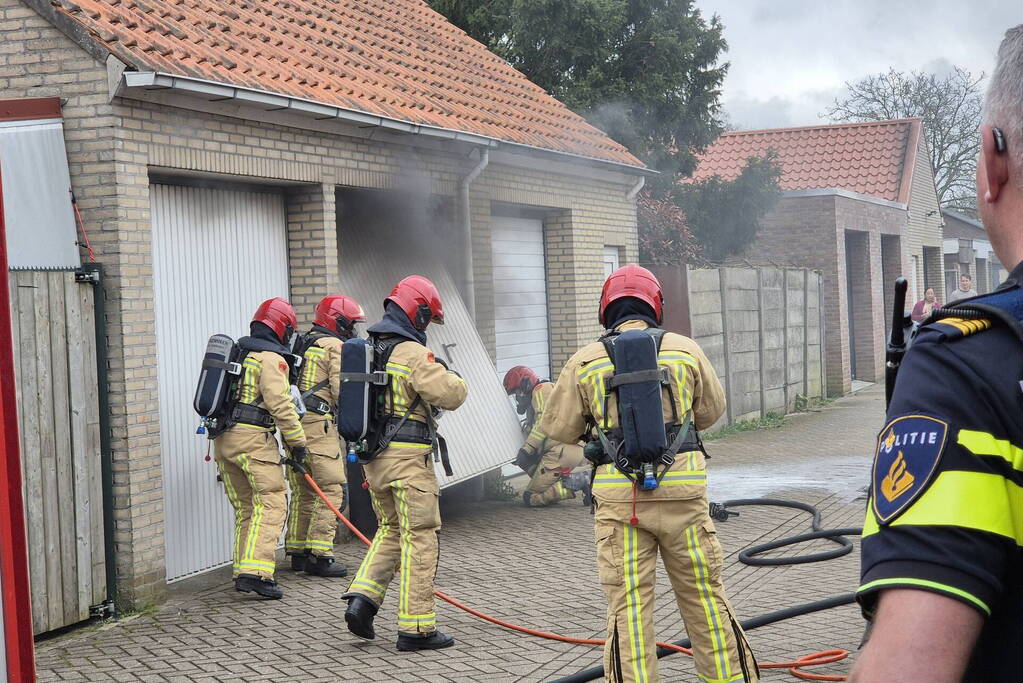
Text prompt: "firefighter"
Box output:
[[542, 265, 759, 683], [214, 297, 307, 600], [342, 275, 468, 651], [503, 365, 589, 506], [284, 295, 366, 578]]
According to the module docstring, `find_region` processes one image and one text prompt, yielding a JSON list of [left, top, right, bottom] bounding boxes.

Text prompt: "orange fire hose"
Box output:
[[303, 472, 850, 681]]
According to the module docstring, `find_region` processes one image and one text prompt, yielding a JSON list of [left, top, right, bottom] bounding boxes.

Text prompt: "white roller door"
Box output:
[[151, 183, 289, 581], [491, 216, 550, 379]]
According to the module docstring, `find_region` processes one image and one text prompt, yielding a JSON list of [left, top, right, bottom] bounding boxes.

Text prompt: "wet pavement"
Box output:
[[35, 385, 887, 682]]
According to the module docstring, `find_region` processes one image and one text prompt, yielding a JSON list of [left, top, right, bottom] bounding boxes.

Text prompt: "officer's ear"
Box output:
[[980, 124, 1010, 204]]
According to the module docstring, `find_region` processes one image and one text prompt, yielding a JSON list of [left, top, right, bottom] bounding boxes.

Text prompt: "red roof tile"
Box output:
[[51, 0, 642, 167], [691, 119, 924, 203]]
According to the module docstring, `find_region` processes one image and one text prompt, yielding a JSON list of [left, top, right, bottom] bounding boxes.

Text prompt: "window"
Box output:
[[603, 246, 621, 279]]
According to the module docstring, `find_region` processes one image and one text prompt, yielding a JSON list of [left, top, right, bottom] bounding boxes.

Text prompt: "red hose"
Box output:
[[303, 472, 850, 680]]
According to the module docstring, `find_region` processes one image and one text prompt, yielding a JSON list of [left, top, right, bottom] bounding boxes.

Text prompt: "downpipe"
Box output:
[[459, 148, 489, 321]]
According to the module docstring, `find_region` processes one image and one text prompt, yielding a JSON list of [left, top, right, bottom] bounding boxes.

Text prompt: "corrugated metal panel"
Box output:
[[491, 216, 550, 379], [151, 184, 289, 581], [337, 204, 522, 486], [0, 118, 79, 269]]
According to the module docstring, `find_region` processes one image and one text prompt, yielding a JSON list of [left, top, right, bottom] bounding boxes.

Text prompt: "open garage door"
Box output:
[[151, 183, 289, 581], [336, 190, 522, 486]]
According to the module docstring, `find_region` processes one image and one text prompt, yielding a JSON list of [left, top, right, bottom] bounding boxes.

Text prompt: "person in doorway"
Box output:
[[910, 287, 941, 323], [503, 365, 589, 506], [214, 297, 307, 600], [947, 272, 978, 303], [342, 275, 468, 651], [851, 25, 1023, 683], [542, 264, 759, 683], [285, 294, 366, 578]]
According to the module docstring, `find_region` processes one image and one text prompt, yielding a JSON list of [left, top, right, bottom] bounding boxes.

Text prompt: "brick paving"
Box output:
[[35, 385, 887, 682]]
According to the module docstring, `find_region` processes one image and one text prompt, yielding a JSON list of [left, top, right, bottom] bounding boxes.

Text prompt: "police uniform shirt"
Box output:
[[858, 259, 1023, 680]]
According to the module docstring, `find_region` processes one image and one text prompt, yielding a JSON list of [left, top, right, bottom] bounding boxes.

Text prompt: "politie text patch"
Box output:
[[871, 415, 949, 524]]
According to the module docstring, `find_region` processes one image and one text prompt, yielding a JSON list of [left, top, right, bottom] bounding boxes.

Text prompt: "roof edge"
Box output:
[[722, 116, 926, 138], [118, 71, 652, 176], [783, 188, 908, 210], [21, 0, 117, 65], [897, 119, 923, 205], [942, 209, 984, 229]]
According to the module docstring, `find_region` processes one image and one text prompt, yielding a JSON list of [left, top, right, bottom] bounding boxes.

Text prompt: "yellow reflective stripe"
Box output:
[[883, 470, 1023, 544], [959, 430, 1023, 470], [285, 467, 303, 548], [862, 501, 880, 537], [350, 490, 390, 598], [857, 577, 990, 615], [217, 460, 245, 572], [686, 525, 730, 681], [578, 359, 614, 382], [394, 481, 413, 624], [386, 362, 411, 377], [622, 523, 648, 682], [397, 613, 436, 627], [238, 454, 269, 574], [593, 473, 706, 488], [387, 441, 432, 450], [305, 539, 334, 550], [238, 559, 276, 571], [241, 358, 260, 404]]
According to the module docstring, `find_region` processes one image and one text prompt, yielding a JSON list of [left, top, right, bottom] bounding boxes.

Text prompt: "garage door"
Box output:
[[151, 183, 289, 581], [491, 216, 550, 379]]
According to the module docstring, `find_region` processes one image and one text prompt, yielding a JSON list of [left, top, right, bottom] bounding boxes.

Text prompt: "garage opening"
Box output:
[[334, 188, 522, 489]]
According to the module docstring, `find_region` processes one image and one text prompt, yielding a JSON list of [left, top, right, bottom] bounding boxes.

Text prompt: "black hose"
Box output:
[[551, 593, 857, 683], [717, 498, 863, 566]]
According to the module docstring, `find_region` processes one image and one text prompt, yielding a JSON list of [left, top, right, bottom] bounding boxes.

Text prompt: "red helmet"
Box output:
[[314, 294, 366, 336], [386, 275, 444, 330], [599, 264, 663, 327], [503, 365, 540, 394], [253, 297, 298, 343]]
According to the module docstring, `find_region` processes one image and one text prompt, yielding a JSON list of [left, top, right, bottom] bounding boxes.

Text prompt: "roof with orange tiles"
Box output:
[[691, 118, 925, 204], [44, 0, 643, 168]]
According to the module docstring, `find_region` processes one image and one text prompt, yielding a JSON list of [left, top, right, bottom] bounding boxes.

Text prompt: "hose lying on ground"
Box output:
[[302, 470, 862, 681]]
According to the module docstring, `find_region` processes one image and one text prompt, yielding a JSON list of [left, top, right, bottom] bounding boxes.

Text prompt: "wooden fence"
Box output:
[[9, 270, 105, 634]]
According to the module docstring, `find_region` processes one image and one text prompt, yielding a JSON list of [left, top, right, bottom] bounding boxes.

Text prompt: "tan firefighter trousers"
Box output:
[[215, 427, 287, 580], [595, 496, 759, 683], [285, 417, 346, 558], [346, 448, 441, 634], [527, 443, 586, 505]]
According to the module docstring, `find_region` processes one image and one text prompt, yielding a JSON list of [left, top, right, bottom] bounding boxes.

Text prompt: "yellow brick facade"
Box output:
[[2, 0, 639, 610]]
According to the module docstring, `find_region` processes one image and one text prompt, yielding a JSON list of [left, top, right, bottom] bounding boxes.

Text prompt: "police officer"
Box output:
[[284, 295, 366, 578], [214, 297, 307, 600], [503, 365, 589, 506], [852, 25, 1023, 683], [342, 275, 468, 651], [542, 265, 759, 683]]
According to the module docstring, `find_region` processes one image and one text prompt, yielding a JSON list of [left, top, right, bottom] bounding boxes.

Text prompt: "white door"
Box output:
[[151, 183, 289, 581], [603, 246, 621, 279], [491, 215, 550, 379]]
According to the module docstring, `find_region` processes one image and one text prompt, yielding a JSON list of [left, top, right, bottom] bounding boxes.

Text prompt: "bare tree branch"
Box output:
[[823, 66, 983, 209]]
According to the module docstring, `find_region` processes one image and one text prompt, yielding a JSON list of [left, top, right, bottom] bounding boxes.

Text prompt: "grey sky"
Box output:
[[696, 1, 1022, 130]]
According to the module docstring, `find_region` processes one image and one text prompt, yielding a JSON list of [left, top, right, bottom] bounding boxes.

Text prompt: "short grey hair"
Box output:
[[984, 26, 1023, 175]]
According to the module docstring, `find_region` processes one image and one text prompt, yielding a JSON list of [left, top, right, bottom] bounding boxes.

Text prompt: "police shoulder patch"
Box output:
[[872, 415, 949, 525]]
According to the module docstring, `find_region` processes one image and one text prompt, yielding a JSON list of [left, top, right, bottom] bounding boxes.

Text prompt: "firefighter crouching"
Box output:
[[214, 297, 307, 600], [503, 365, 589, 506], [284, 295, 366, 578], [542, 265, 759, 683], [343, 275, 468, 651]]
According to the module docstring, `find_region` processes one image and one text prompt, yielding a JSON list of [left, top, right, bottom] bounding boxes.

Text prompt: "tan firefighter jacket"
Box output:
[[541, 320, 725, 501], [227, 349, 307, 456], [299, 334, 343, 457]]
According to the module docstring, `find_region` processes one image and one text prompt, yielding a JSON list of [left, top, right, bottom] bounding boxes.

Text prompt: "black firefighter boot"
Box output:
[[289, 553, 306, 572], [305, 555, 348, 578], [344, 594, 379, 640], [234, 574, 284, 600], [396, 630, 455, 652]]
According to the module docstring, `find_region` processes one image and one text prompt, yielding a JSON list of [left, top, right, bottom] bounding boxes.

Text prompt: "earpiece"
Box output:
[[993, 127, 1007, 154]]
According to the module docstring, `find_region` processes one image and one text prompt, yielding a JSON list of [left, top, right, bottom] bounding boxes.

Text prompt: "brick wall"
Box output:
[[7, 0, 638, 610]]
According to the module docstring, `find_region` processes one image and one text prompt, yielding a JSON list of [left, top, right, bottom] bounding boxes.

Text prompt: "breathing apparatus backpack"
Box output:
[[337, 335, 454, 475], [193, 334, 305, 439], [590, 328, 696, 490]]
